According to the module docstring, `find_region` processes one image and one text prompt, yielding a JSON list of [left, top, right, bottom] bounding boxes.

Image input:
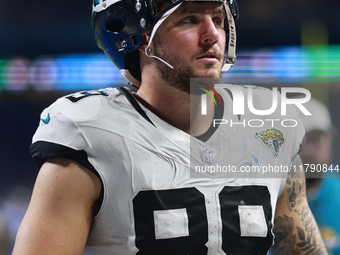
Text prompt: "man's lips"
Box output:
[[196, 51, 223, 65], [197, 51, 219, 60]]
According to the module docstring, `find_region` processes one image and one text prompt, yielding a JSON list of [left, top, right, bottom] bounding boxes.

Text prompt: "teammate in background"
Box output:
[[299, 98, 340, 254], [13, 0, 327, 254]]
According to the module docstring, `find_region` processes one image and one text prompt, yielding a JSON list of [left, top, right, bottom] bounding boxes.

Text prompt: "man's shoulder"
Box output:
[[34, 86, 147, 144], [46, 87, 126, 122], [31, 87, 137, 158]]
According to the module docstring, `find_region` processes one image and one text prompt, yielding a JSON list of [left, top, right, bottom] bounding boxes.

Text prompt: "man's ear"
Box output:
[[139, 32, 151, 54]]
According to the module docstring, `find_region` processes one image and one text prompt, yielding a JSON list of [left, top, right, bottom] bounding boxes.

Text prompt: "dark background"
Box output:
[[0, 0, 340, 253], [1, 0, 340, 57]]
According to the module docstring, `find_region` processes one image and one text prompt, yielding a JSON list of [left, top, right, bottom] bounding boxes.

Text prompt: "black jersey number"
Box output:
[[66, 90, 108, 103], [133, 186, 273, 255]]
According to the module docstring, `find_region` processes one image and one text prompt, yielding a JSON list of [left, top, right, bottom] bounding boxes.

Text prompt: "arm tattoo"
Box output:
[[270, 155, 328, 255], [294, 205, 324, 254], [271, 215, 298, 254], [286, 156, 306, 212]]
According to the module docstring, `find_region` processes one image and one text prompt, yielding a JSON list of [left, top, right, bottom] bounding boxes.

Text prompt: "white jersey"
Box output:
[[30, 85, 305, 255]]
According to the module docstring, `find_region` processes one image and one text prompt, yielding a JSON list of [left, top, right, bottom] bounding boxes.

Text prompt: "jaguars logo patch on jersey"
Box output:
[[255, 129, 284, 157]]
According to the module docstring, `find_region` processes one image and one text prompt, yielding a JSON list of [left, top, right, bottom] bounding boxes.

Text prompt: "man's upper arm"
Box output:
[[12, 157, 102, 255], [270, 155, 327, 255]]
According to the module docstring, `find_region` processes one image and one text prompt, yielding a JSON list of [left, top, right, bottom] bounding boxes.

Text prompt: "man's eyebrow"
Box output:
[[179, 5, 225, 16]]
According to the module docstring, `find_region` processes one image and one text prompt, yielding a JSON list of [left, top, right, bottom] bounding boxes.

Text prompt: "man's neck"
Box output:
[[136, 81, 215, 136]]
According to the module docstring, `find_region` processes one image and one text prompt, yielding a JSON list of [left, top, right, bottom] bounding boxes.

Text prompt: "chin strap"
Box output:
[[222, 1, 237, 72], [145, 1, 237, 72]]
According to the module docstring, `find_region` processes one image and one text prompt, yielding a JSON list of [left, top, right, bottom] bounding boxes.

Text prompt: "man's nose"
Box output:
[[200, 17, 220, 45]]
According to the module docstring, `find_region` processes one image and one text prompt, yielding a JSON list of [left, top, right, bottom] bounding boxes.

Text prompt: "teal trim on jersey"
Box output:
[[41, 113, 50, 124]]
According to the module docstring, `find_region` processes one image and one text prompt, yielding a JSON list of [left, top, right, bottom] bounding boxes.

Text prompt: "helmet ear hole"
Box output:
[[106, 19, 125, 34]]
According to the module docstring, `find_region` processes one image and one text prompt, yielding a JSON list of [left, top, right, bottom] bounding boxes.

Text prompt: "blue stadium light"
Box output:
[[1, 46, 340, 92]]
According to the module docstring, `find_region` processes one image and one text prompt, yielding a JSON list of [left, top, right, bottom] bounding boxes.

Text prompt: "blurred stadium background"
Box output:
[[1, 0, 340, 253]]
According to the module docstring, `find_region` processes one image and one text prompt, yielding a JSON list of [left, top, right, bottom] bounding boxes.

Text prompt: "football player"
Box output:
[[13, 0, 327, 254]]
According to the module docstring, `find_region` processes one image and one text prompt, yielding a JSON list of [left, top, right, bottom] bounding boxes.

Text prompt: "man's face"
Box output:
[[151, 1, 226, 93]]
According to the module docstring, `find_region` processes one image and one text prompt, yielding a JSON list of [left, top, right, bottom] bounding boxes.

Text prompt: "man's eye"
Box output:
[[182, 17, 196, 24], [213, 18, 223, 26]]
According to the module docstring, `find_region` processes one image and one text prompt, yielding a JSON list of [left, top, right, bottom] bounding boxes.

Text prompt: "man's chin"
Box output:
[[196, 71, 222, 82], [196, 65, 223, 79]]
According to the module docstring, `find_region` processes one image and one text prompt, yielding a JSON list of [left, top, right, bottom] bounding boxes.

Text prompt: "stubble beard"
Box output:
[[153, 37, 223, 94]]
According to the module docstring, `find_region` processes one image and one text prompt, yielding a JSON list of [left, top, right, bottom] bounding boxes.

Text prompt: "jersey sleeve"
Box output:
[[30, 96, 98, 176]]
